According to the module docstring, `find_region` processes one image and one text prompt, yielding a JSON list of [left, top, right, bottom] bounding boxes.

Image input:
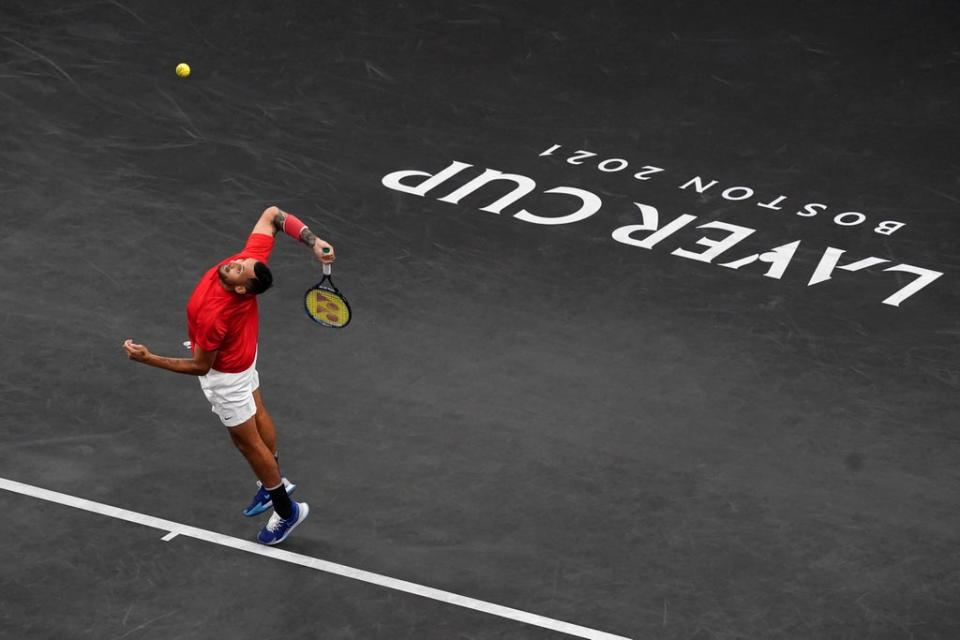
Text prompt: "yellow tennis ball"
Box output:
[[175, 63, 191, 78]]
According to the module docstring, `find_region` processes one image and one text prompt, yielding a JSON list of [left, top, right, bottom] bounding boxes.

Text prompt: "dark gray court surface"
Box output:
[[2, 2, 959, 638]]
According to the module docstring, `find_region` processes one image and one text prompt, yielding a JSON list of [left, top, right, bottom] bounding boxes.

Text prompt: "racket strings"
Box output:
[[306, 288, 350, 327]]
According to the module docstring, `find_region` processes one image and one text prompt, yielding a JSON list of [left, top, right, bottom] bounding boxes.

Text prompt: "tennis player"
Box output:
[[123, 206, 334, 545]]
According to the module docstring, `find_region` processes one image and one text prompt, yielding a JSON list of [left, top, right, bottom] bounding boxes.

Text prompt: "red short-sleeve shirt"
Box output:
[[186, 233, 275, 373]]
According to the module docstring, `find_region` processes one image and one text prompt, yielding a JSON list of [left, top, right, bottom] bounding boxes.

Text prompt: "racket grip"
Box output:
[[322, 262, 331, 275]]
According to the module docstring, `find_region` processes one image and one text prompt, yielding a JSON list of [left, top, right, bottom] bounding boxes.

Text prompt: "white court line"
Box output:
[[0, 477, 632, 640]]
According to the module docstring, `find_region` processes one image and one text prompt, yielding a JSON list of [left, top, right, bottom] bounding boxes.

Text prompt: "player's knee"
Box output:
[[261, 205, 279, 218], [227, 430, 246, 451], [227, 427, 253, 451]]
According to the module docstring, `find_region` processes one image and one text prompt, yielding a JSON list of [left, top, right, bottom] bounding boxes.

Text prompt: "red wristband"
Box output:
[[282, 213, 308, 241]]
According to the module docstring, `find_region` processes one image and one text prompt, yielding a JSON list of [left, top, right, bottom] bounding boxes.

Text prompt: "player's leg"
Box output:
[[200, 362, 300, 531], [242, 388, 296, 517], [226, 417, 282, 489], [252, 388, 277, 456], [228, 417, 309, 545]]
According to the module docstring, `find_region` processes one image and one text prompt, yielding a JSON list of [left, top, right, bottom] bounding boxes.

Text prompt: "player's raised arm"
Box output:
[[254, 206, 335, 263]]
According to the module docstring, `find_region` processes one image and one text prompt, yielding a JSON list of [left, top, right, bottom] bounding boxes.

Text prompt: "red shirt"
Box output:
[[186, 233, 275, 373]]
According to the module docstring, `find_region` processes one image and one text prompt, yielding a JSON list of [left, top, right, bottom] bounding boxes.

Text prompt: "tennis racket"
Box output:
[[304, 252, 351, 328]]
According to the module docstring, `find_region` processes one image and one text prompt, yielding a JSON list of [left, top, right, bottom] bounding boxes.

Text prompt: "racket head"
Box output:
[[304, 283, 351, 328]]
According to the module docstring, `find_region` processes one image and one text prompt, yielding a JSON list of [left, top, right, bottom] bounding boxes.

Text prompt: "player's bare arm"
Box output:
[[254, 206, 335, 263], [122, 339, 217, 376]]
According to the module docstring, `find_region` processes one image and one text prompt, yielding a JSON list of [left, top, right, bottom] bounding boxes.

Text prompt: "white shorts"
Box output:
[[198, 353, 260, 427]]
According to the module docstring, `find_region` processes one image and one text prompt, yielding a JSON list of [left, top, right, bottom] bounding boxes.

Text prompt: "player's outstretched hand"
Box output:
[[123, 339, 151, 363], [313, 239, 335, 263]]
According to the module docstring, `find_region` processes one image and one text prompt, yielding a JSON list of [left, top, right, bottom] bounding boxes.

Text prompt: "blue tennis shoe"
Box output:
[[257, 501, 310, 545], [243, 478, 296, 517]]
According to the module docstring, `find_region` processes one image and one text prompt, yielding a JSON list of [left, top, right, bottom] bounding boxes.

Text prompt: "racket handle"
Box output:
[[321, 247, 332, 275]]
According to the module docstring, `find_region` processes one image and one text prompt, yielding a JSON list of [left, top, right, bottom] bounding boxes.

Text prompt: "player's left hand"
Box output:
[[313, 239, 335, 263], [123, 339, 152, 363]]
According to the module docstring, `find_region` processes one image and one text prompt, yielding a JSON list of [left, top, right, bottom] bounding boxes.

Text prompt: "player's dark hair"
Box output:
[[248, 261, 273, 295]]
